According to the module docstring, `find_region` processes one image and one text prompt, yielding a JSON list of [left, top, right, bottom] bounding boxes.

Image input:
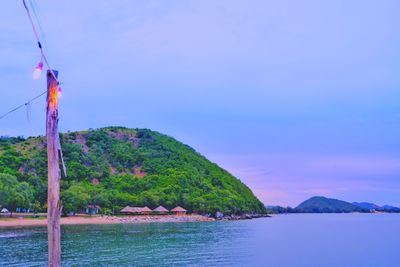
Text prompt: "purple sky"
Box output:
[[1, 0, 399, 206]]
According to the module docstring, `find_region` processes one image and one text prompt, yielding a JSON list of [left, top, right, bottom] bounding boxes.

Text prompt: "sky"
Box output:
[[0, 0, 399, 207]]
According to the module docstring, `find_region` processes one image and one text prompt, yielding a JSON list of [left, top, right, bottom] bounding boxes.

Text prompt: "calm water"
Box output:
[[0, 214, 399, 266]]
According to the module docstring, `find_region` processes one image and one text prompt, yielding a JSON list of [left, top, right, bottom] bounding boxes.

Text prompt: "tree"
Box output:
[[0, 173, 34, 217], [31, 200, 42, 215], [61, 183, 90, 213]]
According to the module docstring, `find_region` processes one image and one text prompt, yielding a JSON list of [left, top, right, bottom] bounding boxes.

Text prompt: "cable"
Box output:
[[0, 91, 46, 120], [29, 0, 48, 50], [22, 0, 59, 84], [21, 0, 67, 176]]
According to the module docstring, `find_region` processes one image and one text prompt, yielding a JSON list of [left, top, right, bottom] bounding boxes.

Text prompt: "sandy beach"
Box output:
[[0, 214, 214, 228]]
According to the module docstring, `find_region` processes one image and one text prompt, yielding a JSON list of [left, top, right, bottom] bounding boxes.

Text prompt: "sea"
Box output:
[[0, 213, 399, 267]]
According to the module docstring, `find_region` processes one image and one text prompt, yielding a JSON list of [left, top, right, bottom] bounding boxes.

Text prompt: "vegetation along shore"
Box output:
[[0, 127, 267, 218]]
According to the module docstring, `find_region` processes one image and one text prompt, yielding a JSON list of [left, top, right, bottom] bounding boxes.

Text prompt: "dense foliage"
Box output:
[[0, 127, 266, 215], [266, 205, 298, 214], [0, 173, 34, 215]]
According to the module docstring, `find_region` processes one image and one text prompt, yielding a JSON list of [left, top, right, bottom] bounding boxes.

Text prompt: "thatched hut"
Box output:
[[153, 206, 169, 215], [1, 208, 9, 213], [141, 206, 152, 215], [171, 206, 187, 215], [121, 206, 145, 214], [121, 206, 132, 213]]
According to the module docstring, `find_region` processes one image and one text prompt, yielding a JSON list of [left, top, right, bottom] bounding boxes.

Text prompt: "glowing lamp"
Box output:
[[33, 61, 43, 80], [58, 87, 63, 99]]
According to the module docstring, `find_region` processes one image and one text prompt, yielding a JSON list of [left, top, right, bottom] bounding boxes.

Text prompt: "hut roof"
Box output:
[[1, 208, 9, 213], [153, 206, 169, 212], [121, 206, 154, 213], [121, 206, 133, 212], [121, 206, 143, 213], [171, 206, 187, 212], [141, 206, 152, 212]]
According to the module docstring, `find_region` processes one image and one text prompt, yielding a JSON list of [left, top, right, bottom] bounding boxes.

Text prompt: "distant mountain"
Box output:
[[352, 202, 380, 211], [353, 202, 400, 213], [266, 205, 296, 214], [295, 196, 367, 213], [379, 205, 400, 213], [266, 197, 400, 214]]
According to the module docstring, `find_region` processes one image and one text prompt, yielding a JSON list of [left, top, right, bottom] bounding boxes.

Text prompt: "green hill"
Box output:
[[0, 127, 266, 215], [295, 196, 367, 213]]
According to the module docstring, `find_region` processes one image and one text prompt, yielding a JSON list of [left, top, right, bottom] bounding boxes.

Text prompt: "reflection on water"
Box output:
[[1, 214, 399, 267]]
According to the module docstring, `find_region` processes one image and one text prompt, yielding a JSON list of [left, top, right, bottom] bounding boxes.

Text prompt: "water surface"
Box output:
[[0, 213, 399, 266]]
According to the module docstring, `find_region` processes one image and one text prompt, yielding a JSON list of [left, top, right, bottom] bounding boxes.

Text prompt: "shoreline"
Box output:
[[0, 214, 214, 228]]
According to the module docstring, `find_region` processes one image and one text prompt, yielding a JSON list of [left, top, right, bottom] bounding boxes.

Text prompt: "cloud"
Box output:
[[208, 152, 400, 206]]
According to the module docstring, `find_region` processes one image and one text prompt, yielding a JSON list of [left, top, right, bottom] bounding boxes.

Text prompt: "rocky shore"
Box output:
[[212, 212, 271, 220]]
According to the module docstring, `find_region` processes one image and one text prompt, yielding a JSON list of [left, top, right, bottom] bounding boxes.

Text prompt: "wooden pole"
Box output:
[[46, 70, 61, 267]]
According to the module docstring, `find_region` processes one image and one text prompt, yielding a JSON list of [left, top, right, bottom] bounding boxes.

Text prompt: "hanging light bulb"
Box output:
[[58, 86, 63, 99], [33, 60, 43, 80]]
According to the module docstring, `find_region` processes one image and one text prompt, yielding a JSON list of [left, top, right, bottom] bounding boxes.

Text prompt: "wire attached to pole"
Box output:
[[22, 0, 59, 84], [0, 91, 46, 121], [21, 0, 67, 176], [29, 0, 48, 50]]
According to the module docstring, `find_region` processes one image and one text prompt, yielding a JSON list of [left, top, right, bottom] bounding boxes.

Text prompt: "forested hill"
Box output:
[[0, 127, 266, 215], [295, 196, 367, 213]]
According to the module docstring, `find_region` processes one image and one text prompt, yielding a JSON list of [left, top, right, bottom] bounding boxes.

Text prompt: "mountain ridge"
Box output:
[[267, 197, 400, 213]]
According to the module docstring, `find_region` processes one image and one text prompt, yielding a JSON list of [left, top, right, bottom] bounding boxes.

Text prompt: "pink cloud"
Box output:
[[207, 152, 400, 206]]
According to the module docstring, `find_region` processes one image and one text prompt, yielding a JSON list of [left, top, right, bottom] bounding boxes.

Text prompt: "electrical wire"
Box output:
[[0, 91, 46, 120], [21, 0, 67, 177], [28, 0, 48, 49], [22, 0, 59, 84]]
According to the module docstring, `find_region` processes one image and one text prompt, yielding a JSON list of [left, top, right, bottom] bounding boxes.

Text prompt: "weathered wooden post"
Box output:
[[46, 70, 61, 267]]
